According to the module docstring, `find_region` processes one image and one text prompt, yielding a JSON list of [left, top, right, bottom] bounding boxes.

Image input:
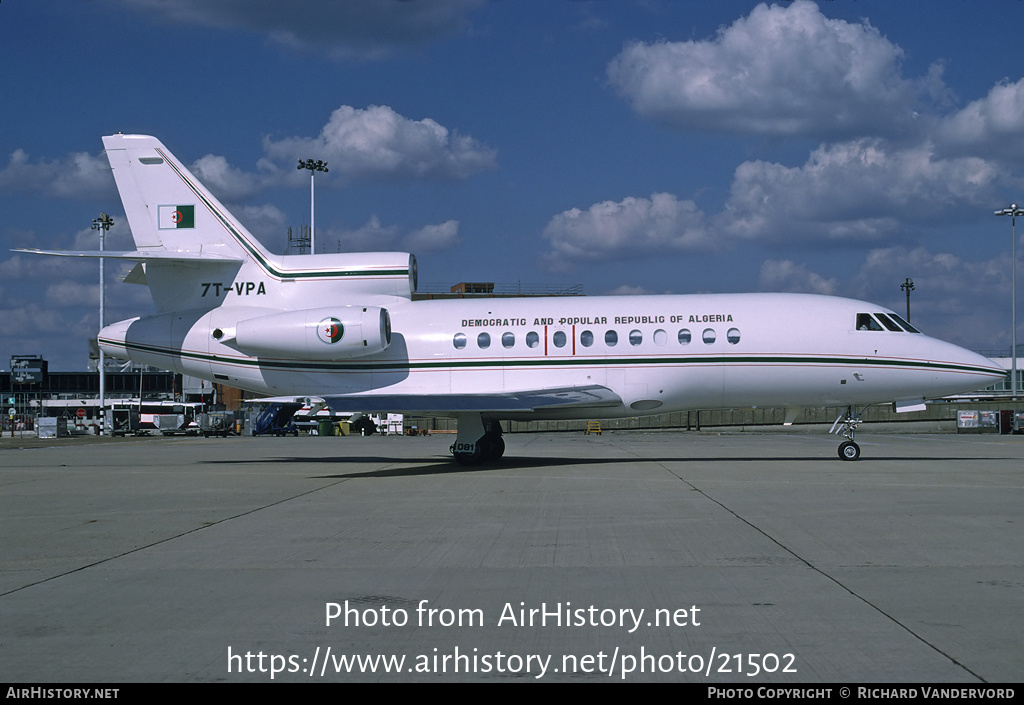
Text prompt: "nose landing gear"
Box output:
[[832, 406, 864, 461], [838, 440, 861, 461]]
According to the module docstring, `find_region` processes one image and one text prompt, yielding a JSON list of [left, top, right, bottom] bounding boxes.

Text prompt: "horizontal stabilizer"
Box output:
[[13, 248, 244, 263]]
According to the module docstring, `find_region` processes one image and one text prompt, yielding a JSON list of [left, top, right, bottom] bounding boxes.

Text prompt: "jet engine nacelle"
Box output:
[[225, 306, 391, 360]]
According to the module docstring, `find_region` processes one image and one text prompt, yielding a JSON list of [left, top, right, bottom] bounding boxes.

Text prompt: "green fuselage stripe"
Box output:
[[99, 337, 999, 377]]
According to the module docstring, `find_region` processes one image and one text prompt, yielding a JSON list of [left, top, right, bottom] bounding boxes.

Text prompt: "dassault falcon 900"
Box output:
[[18, 134, 1005, 463]]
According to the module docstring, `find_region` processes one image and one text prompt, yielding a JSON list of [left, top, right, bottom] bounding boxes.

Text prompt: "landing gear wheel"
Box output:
[[482, 435, 505, 461], [452, 435, 503, 465], [838, 441, 861, 461], [451, 417, 505, 466]]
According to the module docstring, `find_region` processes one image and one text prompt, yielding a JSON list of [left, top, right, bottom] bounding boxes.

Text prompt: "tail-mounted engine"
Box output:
[[219, 306, 391, 360]]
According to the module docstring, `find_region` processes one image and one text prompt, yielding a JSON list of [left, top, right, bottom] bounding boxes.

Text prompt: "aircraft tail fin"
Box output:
[[102, 133, 264, 262], [99, 134, 417, 313]]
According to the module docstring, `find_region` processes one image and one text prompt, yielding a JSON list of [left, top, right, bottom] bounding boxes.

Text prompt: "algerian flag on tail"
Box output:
[[158, 204, 195, 229]]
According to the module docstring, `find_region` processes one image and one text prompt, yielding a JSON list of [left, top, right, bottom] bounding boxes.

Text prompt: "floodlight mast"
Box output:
[[297, 159, 329, 254], [994, 204, 1023, 399], [91, 212, 114, 434], [900, 278, 915, 322]]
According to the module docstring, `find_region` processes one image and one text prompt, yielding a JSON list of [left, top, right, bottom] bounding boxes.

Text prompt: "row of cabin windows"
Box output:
[[856, 312, 920, 333], [452, 327, 742, 350]]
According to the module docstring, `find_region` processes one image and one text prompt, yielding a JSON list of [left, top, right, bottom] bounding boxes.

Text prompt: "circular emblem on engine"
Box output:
[[317, 317, 344, 344]]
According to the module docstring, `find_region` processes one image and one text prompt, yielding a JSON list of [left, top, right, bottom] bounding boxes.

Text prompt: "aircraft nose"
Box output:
[[943, 343, 1006, 387], [968, 350, 1006, 378]]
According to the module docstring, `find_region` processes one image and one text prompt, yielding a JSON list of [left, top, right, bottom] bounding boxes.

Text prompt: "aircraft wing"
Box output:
[[321, 385, 623, 414], [12, 248, 244, 263], [249, 385, 623, 415]]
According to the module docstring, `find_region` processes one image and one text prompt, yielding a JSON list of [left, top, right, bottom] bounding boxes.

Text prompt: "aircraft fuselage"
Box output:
[[99, 291, 1002, 420]]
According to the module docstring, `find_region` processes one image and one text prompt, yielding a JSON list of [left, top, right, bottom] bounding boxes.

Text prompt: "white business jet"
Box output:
[[18, 135, 1006, 463]]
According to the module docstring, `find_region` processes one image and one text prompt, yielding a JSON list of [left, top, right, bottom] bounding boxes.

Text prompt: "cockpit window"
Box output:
[[874, 313, 903, 332], [856, 313, 884, 331], [857, 312, 922, 333], [888, 313, 921, 334]]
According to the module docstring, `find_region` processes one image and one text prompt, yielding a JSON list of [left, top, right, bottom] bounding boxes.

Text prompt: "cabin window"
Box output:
[[629, 330, 643, 346], [526, 331, 540, 348], [502, 332, 515, 348], [477, 332, 491, 349], [727, 328, 740, 344], [553, 331, 567, 348], [605, 330, 618, 346], [580, 330, 594, 347], [702, 328, 716, 344], [654, 329, 667, 346], [856, 313, 884, 331], [678, 329, 691, 345], [453, 333, 467, 349]]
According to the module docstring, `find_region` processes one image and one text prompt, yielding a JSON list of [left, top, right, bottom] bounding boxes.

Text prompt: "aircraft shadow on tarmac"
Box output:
[[203, 453, 1010, 479]]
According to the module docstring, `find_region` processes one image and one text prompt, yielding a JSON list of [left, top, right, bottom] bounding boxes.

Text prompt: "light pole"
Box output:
[[91, 212, 114, 434], [994, 204, 1022, 399], [900, 278, 915, 322], [297, 159, 328, 254]]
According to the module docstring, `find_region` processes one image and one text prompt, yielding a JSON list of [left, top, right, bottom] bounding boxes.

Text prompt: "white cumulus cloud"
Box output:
[[0, 149, 114, 200], [263, 105, 497, 183], [330, 216, 460, 254], [719, 139, 1003, 243], [607, 0, 925, 140], [541, 192, 713, 269], [334, 215, 401, 252], [937, 78, 1024, 162], [403, 220, 460, 252], [759, 260, 837, 295], [191, 154, 274, 201]]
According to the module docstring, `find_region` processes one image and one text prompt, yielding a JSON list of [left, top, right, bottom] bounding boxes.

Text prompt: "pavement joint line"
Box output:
[[647, 454, 987, 683], [0, 471, 373, 600]]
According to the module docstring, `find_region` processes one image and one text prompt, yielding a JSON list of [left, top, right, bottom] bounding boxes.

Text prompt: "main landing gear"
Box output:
[[451, 414, 505, 466], [831, 406, 864, 461]]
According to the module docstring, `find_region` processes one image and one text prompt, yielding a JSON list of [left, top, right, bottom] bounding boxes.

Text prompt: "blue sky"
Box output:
[[3, 0, 1024, 370]]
